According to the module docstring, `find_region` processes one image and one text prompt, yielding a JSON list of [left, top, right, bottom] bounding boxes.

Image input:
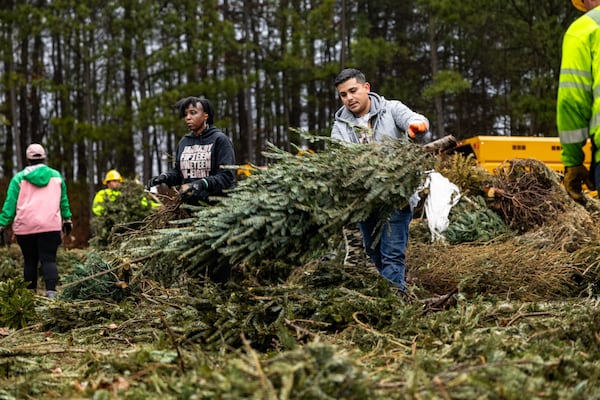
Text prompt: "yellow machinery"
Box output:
[[453, 135, 593, 174]]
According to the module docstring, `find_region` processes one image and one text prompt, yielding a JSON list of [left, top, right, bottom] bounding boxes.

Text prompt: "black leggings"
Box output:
[[16, 231, 62, 291]]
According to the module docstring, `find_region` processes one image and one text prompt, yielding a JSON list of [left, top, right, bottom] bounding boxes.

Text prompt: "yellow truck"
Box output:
[[453, 135, 593, 174]]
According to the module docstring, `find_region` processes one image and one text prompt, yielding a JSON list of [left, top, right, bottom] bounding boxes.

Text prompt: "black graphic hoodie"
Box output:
[[164, 126, 236, 202]]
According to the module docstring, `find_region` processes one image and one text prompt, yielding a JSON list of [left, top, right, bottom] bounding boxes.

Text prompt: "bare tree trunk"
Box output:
[[2, 20, 16, 175], [138, 44, 151, 182], [31, 33, 44, 146], [429, 17, 444, 138], [120, 1, 136, 177], [17, 36, 28, 169], [340, 0, 346, 69]]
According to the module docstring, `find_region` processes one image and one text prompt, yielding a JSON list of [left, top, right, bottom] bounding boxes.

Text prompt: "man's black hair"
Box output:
[[175, 96, 215, 125], [334, 68, 366, 87]]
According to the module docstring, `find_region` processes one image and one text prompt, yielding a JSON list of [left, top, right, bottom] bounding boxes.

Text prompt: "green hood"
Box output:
[[23, 164, 53, 187]]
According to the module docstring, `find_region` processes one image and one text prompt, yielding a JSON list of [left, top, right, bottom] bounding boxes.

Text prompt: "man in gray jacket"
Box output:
[[331, 68, 429, 294]]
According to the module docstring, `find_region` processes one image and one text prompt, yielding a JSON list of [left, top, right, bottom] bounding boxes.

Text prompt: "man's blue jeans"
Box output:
[[358, 206, 412, 292]]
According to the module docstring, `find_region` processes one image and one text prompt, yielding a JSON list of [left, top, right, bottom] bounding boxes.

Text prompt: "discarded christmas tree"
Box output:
[[134, 136, 436, 283]]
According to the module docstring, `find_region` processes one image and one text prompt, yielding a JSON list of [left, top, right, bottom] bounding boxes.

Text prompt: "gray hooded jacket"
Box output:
[[331, 92, 430, 144]]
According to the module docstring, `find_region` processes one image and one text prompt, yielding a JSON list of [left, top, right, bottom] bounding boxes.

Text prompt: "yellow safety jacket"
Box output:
[[92, 188, 121, 216], [92, 188, 158, 216], [557, 8, 600, 167]]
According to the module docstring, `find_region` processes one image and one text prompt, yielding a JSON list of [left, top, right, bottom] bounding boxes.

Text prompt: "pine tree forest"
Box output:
[[5, 2, 600, 398], [0, 0, 581, 240]]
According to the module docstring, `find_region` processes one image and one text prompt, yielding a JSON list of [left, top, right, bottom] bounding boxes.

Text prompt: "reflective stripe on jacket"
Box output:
[[92, 188, 159, 216], [557, 8, 600, 166], [92, 188, 121, 216]]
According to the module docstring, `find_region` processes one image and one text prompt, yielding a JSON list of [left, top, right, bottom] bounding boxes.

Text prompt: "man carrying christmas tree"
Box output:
[[331, 68, 430, 294]]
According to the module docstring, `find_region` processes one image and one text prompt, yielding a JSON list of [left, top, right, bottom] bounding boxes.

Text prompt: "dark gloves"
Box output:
[[62, 219, 73, 236], [564, 165, 595, 203], [179, 179, 209, 203], [147, 173, 168, 189]]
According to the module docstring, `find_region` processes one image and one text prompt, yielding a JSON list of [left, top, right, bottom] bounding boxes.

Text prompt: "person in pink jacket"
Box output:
[[0, 144, 72, 298]]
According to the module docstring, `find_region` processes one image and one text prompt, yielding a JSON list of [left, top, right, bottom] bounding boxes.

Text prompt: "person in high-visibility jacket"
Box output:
[[92, 170, 124, 216], [92, 170, 158, 216], [557, 0, 600, 203]]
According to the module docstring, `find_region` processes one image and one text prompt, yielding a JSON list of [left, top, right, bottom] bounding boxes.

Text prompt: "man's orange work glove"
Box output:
[[407, 121, 428, 139], [564, 165, 595, 203]]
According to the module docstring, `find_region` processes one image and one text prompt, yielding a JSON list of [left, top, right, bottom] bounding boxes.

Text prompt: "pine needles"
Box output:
[[0, 278, 36, 329], [90, 181, 159, 249], [137, 136, 436, 281], [445, 195, 512, 244], [59, 252, 137, 302]]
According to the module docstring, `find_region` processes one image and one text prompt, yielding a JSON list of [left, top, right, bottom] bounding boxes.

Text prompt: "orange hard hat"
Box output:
[[572, 0, 587, 12]]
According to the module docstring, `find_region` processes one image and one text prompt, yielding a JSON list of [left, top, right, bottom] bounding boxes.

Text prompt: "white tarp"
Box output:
[[421, 171, 461, 242]]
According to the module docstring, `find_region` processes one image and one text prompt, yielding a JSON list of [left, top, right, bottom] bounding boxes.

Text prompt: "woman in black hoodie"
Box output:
[[148, 97, 236, 205]]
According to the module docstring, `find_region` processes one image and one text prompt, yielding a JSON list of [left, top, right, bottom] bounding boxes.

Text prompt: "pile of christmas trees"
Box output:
[[134, 136, 436, 283]]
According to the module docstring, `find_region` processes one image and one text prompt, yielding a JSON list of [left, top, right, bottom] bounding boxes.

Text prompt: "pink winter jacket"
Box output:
[[0, 164, 72, 235]]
